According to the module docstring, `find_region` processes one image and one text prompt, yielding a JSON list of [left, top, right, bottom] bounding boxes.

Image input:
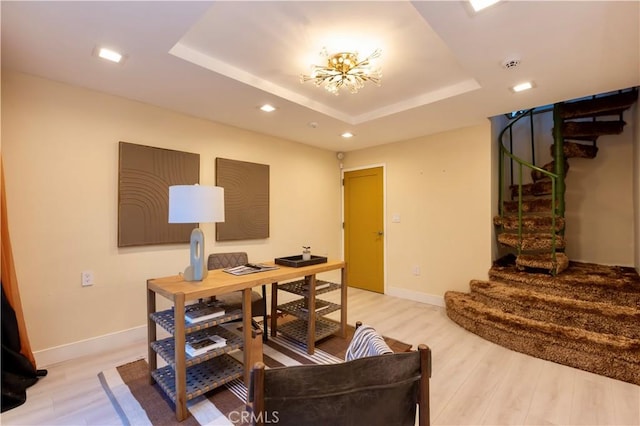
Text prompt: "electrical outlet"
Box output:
[[412, 266, 421, 276], [81, 271, 94, 287]]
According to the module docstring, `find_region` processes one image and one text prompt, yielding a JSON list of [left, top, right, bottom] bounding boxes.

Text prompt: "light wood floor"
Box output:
[[2, 287, 639, 425]]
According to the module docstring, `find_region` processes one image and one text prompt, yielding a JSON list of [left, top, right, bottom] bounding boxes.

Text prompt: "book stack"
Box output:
[[223, 263, 279, 276], [300, 304, 330, 313], [185, 303, 225, 324], [186, 334, 227, 357], [302, 281, 332, 291]]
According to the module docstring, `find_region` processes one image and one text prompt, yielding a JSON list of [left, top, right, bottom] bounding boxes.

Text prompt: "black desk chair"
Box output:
[[248, 341, 432, 426], [207, 252, 268, 341]]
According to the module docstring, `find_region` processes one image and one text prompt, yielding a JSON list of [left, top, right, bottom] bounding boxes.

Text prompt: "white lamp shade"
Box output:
[[168, 185, 225, 224]]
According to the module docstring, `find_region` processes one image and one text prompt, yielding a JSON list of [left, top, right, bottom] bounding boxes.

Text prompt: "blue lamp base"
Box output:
[[182, 228, 208, 282]]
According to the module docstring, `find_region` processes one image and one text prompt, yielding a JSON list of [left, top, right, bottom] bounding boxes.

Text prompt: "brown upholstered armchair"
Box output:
[[248, 342, 432, 426], [207, 252, 268, 341]]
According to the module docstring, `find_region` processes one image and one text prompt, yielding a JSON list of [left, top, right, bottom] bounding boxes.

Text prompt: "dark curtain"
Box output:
[[1, 283, 46, 411]]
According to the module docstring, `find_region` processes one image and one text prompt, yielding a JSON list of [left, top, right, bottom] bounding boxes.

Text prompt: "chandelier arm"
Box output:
[[352, 49, 382, 69]]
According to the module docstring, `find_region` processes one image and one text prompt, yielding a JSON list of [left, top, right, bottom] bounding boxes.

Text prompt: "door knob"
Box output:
[[377, 231, 384, 236]]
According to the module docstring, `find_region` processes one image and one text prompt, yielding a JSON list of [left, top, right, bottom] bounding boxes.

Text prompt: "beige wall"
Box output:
[[2, 72, 342, 352], [564, 127, 634, 265], [7, 70, 633, 359], [342, 123, 493, 299]]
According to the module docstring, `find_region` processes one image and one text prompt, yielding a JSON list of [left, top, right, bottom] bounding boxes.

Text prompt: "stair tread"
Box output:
[[498, 232, 564, 238], [467, 284, 639, 340], [498, 233, 566, 250], [464, 280, 639, 339], [564, 135, 602, 141], [445, 292, 639, 349], [561, 120, 626, 138], [558, 89, 638, 119], [503, 198, 558, 213], [531, 160, 569, 182], [509, 180, 553, 197], [494, 215, 565, 232], [489, 262, 640, 308], [551, 141, 599, 159], [469, 279, 639, 318], [516, 253, 569, 274]]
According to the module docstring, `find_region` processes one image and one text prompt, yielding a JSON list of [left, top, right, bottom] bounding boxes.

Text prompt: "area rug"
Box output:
[[99, 324, 411, 426]]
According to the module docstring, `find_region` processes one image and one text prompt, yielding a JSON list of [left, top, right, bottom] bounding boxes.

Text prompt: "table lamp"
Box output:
[[168, 185, 225, 281]]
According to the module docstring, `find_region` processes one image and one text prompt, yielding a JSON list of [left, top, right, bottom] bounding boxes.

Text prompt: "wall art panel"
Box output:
[[118, 141, 199, 247], [215, 157, 269, 241]]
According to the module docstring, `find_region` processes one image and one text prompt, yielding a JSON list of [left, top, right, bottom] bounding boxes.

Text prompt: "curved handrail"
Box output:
[[497, 107, 560, 267]]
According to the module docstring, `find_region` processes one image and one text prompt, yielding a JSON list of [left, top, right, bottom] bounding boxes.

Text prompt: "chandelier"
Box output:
[[300, 47, 382, 95]]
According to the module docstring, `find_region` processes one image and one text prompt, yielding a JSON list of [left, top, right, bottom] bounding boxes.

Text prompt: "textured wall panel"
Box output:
[[118, 142, 199, 247], [215, 157, 269, 241]]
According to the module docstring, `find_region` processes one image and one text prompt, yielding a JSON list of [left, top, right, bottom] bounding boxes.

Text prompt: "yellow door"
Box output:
[[344, 167, 384, 293]]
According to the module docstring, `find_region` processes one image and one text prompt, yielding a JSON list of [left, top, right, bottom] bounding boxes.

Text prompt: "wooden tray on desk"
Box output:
[[275, 255, 327, 267]]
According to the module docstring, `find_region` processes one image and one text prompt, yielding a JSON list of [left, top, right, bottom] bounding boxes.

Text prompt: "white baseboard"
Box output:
[[34, 325, 147, 368], [386, 286, 445, 307]]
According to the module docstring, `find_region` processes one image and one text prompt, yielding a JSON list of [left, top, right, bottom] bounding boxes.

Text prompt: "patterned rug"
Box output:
[[98, 324, 411, 425]]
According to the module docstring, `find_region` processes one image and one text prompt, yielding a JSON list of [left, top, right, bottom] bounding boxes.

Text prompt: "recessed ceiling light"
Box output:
[[469, 0, 501, 12], [97, 47, 123, 63], [341, 132, 354, 138], [259, 104, 276, 112], [512, 81, 534, 93]]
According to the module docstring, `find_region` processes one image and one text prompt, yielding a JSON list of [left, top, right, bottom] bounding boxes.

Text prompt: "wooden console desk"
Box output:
[[147, 259, 346, 421]]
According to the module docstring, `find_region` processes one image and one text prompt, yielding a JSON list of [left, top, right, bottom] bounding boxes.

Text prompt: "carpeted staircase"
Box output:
[[446, 257, 640, 385], [446, 88, 640, 385], [493, 88, 638, 275]]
